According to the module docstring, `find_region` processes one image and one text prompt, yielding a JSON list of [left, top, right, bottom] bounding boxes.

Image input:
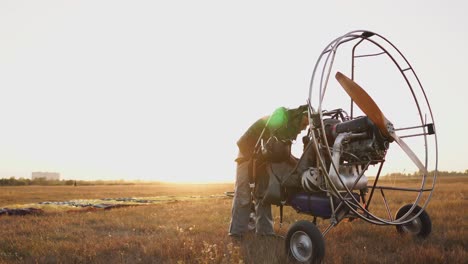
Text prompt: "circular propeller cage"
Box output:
[[307, 30, 438, 225]]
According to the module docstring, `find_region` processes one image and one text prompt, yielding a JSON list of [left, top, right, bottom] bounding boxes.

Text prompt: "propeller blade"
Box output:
[[335, 71, 427, 175], [335, 72, 390, 138], [390, 131, 428, 175]]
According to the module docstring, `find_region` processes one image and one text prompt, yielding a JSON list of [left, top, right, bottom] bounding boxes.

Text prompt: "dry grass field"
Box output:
[[0, 177, 466, 264]]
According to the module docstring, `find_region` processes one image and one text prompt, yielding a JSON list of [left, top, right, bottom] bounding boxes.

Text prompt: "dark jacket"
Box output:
[[237, 106, 307, 161]]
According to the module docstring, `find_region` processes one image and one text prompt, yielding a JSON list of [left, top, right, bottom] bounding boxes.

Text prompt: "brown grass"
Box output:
[[0, 184, 233, 206], [0, 178, 466, 263]]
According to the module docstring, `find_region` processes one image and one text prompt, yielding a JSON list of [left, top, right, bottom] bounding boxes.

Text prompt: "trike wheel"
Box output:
[[285, 220, 325, 264], [395, 204, 432, 238]]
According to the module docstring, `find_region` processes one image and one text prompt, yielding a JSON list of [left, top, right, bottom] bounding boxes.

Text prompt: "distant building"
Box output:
[[31, 172, 60, 181]]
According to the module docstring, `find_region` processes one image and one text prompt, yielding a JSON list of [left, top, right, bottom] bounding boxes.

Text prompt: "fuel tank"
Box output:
[[288, 192, 360, 219]]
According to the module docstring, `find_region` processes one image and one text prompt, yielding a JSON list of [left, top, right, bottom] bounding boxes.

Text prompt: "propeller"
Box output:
[[335, 72, 428, 175]]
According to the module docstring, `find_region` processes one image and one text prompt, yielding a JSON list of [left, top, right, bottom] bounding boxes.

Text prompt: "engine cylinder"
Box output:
[[335, 116, 373, 135]]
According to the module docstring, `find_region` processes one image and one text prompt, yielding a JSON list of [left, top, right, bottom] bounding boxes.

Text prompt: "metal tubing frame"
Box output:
[[370, 185, 433, 192], [399, 132, 432, 139], [365, 161, 385, 211], [307, 30, 438, 226], [394, 124, 432, 132], [350, 32, 436, 223], [380, 188, 393, 221]]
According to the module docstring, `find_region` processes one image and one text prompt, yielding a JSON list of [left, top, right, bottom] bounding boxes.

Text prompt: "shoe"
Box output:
[[228, 233, 243, 242]]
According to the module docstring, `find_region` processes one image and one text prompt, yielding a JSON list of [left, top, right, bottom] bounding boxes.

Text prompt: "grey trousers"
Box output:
[[228, 159, 275, 236]]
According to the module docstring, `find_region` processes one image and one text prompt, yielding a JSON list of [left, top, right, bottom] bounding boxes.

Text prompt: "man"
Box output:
[[228, 105, 309, 238]]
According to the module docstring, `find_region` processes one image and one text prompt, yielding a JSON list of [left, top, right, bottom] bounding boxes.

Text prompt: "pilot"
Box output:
[[228, 105, 309, 239]]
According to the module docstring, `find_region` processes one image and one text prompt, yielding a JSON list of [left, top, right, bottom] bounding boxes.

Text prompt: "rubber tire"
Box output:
[[285, 220, 325, 264], [395, 204, 432, 238]]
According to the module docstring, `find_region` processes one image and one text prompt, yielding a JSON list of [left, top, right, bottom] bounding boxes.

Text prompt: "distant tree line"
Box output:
[[0, 177, 144, 186], [385, 170, 468, 177]]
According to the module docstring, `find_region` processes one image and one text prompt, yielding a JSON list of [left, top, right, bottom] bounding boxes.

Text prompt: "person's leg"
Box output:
[[255, 200, 274, 235], [228, 160, 252, 236], [254, 163, 275, 235]]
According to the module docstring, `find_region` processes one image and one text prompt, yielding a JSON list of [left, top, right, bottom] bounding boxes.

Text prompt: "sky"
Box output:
[[0, 1, 466, 182]]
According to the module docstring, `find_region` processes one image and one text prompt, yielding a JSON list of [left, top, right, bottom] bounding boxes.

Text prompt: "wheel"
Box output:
[[395, 204, 432, 238], [285, 220, 325, 264]]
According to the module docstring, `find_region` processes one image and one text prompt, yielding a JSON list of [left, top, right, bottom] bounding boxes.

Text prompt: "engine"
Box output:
[[302, 113, 390, 191], [328, 116, 389, 164]]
